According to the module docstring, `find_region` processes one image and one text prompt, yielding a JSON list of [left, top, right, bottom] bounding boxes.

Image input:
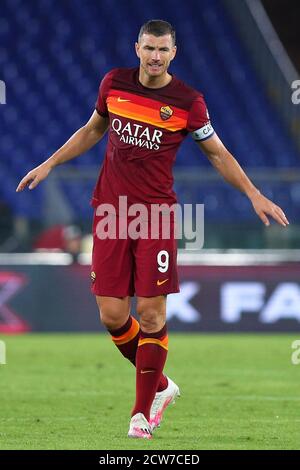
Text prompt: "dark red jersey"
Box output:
[[92, 67, 214, 212]]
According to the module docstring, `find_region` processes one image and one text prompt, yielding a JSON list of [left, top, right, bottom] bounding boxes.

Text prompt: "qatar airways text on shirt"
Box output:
[[111, 118, 163, 150]]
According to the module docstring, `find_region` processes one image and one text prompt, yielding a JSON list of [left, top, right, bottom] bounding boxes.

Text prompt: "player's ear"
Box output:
[[135, 42, 140, 58], [170, 46, 177, 61]]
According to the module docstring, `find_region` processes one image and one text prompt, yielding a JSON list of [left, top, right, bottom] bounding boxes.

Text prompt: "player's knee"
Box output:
[[98, 306, 123, 330], [136, 303, 165, 333], [96, 299, 127, 330]]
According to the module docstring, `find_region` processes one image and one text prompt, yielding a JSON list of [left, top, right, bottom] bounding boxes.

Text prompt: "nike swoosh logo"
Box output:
[[141, 370, 155, 374], [157, 279, 169, 286], [117, 97, 131, 102]]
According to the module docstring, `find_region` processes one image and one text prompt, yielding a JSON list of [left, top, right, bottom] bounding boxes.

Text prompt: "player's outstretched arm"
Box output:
[[16, 111, 109, 192], [196, 133, 289, 227]]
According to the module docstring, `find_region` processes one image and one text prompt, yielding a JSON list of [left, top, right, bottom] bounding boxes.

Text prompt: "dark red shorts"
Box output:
[[91, 212, 179, 297]]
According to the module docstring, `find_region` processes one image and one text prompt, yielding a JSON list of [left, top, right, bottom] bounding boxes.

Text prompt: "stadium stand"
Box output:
[[0, 0, 299, 225]]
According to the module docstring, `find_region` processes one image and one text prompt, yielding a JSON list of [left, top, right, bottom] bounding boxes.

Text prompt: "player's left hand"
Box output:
[[250, 192, 289, 227]]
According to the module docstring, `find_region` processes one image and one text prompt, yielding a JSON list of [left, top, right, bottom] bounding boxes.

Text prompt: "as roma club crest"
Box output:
[[160, 105, 173, 121]]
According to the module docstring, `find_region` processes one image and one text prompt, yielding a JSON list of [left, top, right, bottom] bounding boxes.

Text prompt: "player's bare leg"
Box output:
[[96, 296, 131, 330]]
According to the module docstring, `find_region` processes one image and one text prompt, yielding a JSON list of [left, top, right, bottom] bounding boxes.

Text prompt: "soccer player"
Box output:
[[16, 19, 289, 439]]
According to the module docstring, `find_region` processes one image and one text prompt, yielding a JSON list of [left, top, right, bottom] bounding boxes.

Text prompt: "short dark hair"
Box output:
[[138, 20, 176, 46]]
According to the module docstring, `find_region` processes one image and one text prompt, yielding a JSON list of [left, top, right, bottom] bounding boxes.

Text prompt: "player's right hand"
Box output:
[[16, 162, 52, 192]]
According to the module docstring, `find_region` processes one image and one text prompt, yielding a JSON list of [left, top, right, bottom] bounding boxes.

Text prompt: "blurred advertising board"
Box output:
[[0, 252, 299, 332]]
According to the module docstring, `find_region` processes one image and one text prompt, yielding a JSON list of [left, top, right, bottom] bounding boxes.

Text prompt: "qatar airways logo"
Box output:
[[111, 118, 163, 150]]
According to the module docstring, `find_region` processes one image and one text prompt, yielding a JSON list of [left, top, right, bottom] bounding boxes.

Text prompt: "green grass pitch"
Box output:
[[0, 333, 299, 450]]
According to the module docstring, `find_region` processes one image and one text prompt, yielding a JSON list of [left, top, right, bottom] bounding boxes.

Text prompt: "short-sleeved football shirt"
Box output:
[[92, 67, 214, 212]]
